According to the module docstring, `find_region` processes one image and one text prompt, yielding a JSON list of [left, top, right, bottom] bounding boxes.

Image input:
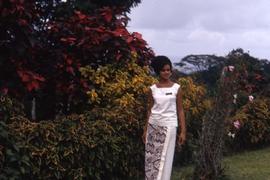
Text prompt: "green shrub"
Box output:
[[0, 120, 31, 179], [0, 95, 30, 179], [6, 112, 144, 180], [0, 95, 24, 123], [1, 59, 153, 179], [227, 97, 270, 149], [174, 77, 211, 166]]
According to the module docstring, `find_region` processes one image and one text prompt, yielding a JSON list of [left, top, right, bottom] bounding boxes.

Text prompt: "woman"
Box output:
[[143, 55, 186, 180]]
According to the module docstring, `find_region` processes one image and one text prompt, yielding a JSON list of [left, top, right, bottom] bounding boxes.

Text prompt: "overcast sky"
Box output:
[[127, 0, 270, 63]]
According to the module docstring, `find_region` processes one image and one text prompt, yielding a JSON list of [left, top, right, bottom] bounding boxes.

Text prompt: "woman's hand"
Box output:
[[177, 131, 186, 145]]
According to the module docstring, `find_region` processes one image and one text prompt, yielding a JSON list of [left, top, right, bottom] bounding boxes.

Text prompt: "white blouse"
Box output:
[[148, 83, 180, 127]]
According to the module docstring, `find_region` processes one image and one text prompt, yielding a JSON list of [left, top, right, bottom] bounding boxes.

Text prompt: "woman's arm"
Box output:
[[142, 88, 154, 144], [177, 87, 186, 145]]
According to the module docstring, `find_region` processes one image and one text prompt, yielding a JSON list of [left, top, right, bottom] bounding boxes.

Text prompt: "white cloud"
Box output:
[[187, 29, 225, 44], [128, 0, 270, 61]]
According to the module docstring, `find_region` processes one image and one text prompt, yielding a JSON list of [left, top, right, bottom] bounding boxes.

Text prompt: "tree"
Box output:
[[194, 66, 240, 180], [193, 49, 270, 179], [175, 54, 226, 72], [0, 0, 153, 120], [226, 48, 270, 95]]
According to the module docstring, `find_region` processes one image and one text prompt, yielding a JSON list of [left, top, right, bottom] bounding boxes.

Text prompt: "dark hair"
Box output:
[[150, 55, 172, 75]]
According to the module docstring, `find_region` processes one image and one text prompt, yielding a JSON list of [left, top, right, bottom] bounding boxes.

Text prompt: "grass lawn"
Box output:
[[172, 147, 270, 180]]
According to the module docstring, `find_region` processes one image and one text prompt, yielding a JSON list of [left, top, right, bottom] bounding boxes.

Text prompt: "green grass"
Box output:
[[172, 147, 270, 180]]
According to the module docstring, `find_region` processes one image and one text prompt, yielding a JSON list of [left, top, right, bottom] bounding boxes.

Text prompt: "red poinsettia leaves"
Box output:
[[66, 66, 75, 75], [96, 27, 106, 33], [3, 3, 154, 101], [17, 70, 45, 91], [130, 46, 136, 53], [34, 75, 45, 82], [66, 58, 73, 65], [80, 79, 89, 89], [18, 70, 31, 82], [255, 74, 263, 80], [18, 18, 28, 26], [104, 13, 112, 23], [245, 84, 256, 93], [26, 81, 39, 91], [1, 88, 9, 95], [126, 36, 133, 43], [74, 11, 87, 20], [15, 3, 25, 12], [132, 32, 143, 40], [101, 7, 113, 23], [114, 28, 129, 37], [60, 37, 77, 44], [116, 53, 122, 61]]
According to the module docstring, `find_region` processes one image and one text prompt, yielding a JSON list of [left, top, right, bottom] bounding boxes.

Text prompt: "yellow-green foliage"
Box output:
[[80, 60, 156, 124], [1, 109, 150, 179], [0, 60, 156, 179], [231, 97, 270, 145], [7, 115, 135, 179], [0, 95, 24, 123], [0, 64, 216, 178], [80, 61, 155, 105], [78, 60, 157, 178], [0, 95, 29, 179], [0, 120, 31, 180], [178, 77, 211, 121], [174, 77, 211, 165]]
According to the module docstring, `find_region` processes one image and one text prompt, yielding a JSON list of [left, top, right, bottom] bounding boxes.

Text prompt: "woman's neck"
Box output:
[[159, 78, 171, 84]]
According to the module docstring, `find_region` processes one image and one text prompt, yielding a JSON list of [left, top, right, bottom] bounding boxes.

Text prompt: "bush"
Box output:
[[78, 59, 156, 178], [174, 77, 211, 166], [227, 97, 270, 150], [0, 95, 24, 123], [1, 59, 218, 178], [0, 120, 31, 179], [0, 60, 155, 179], [5, 113, 144, 179], [0, 95, 30, 179]]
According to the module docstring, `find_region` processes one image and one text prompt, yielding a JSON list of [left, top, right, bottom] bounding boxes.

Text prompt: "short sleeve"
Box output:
[[149, 84, 156, 91], [174, 83, 181, 91]]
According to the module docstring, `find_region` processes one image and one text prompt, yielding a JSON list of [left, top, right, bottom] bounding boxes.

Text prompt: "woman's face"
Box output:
[[159, 64, 172, 80]]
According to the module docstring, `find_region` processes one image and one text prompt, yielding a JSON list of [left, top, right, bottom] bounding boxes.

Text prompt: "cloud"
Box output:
[[187, 29, 225, 44], [128, 0, 270, 61]]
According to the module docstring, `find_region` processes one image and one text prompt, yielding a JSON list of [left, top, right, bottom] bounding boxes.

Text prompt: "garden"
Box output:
[[1, 1, 270, 179]]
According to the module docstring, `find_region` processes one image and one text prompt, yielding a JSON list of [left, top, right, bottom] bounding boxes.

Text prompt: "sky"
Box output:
[[127, 0, 270, 63]]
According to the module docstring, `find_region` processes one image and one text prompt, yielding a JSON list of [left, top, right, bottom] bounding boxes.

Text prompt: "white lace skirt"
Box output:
[[145, 123, 177, 180]]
